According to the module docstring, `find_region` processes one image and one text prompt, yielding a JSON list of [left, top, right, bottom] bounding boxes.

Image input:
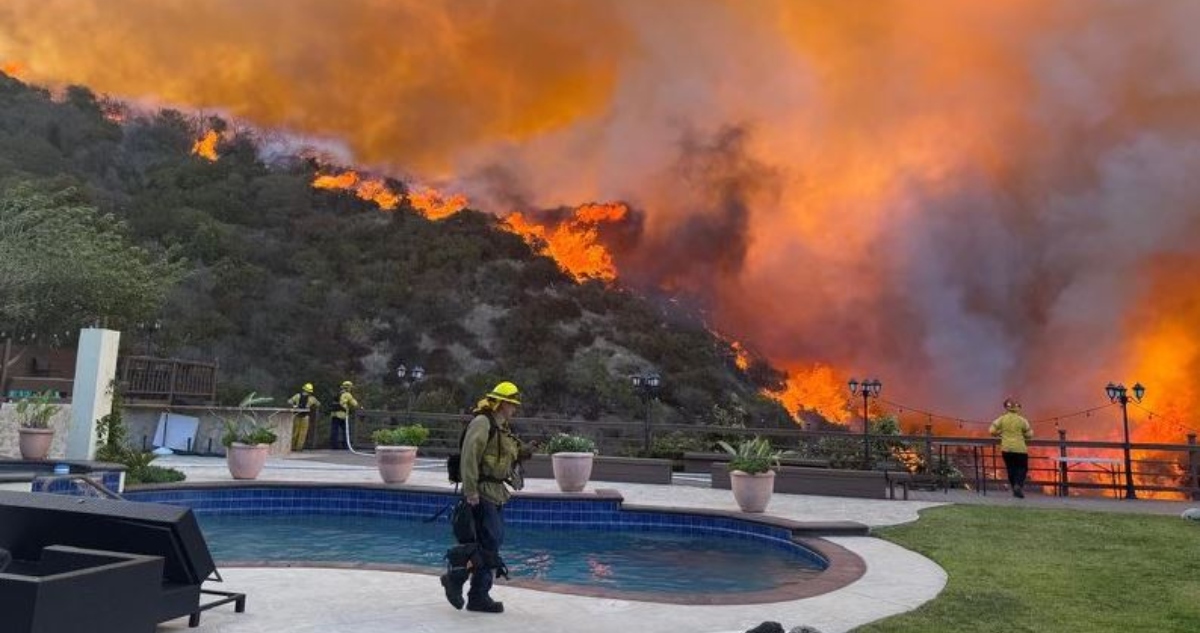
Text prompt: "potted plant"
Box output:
[[14, 391, 62, 460], [218, 392, 278, 480], [718, 437, 783, 513], [372, 424, 429, 483], [545, 433, 597, 492]]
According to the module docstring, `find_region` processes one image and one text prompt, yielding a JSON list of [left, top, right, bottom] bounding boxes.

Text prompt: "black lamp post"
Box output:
[[396, 363, 425, 421], [1105, 381, 1145, 500], [631, 372, 662, 454], [848, 377, 882, 468]]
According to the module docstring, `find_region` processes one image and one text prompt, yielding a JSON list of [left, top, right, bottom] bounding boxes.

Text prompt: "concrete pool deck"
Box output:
[[145, 451, 1196, 632], [147, 452, 946, 633]]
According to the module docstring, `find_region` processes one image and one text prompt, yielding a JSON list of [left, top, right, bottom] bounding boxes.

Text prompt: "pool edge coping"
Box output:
[[127, 480, 871, 605]]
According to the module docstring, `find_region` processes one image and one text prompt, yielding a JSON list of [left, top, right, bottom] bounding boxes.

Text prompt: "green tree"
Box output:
[[0, 181, 186, 337]]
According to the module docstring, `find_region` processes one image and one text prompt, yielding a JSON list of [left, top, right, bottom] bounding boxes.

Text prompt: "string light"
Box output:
[[1130, 402, 1199, 434], [880, 397, 1120, 431]]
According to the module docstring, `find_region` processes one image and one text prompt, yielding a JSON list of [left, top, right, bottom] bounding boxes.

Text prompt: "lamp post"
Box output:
[[396, 363, 425, 421], [1105, 381, 1145, 500], [631, 372, 662, 454], [848, 377, 882, 468]]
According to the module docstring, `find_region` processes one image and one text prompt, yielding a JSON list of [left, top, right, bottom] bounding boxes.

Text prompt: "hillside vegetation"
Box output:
[[0, 72, 793, 427]]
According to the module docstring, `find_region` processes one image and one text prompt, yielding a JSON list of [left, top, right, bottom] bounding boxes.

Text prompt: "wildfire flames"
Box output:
[[1, 60, 23, 78], [503, 203, 628, 282], [408, 187, 467, 221], [6, 0, 1200, 455], [311, 170, 400, 211], [191, 130, 219, 161]]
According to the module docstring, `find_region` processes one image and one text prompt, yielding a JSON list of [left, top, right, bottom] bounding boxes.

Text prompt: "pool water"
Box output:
[[198, 513, 823, 594]]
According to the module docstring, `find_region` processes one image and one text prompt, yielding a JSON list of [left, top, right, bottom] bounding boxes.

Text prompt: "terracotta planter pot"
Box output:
[[226, 443, 270, 480], [551, 452, 595, 492], [729, 470, 776, 513], [376, 446, 418, 483], [18, 428, 55, 461]]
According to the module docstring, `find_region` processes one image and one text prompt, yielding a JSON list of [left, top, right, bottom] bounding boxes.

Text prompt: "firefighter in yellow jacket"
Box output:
[[990, 397, 1033, 498], [287, 383, 320, 452], [441, 381, 525, 614], [329, 380, 359, 450]]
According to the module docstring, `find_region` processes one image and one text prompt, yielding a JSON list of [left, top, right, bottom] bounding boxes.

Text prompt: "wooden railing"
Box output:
[[119, 356, 217, 405]]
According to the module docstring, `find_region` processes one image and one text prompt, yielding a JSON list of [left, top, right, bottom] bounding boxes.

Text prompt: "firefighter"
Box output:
[[329, 380, 359, 450], [441, 381, 524, 614], [286, 383, 320, 452], [990, 397, 1033, 498]]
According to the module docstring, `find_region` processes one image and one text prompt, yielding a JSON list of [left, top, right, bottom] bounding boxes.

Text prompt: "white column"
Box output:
[[66, 328, 121, 460]]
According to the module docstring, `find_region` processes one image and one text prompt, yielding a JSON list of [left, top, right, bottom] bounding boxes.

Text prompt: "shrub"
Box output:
[[718, 437, 782, 474], [543, 433, 597, 455], [647, 431, 707, 459], [127, 464, 187, 485], [372, 424, 429, 446]]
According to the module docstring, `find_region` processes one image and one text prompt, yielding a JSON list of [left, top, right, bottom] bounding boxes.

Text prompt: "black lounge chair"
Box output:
[[0, 490, 245, 632]]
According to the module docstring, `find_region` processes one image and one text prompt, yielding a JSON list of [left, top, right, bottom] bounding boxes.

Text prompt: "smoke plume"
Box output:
[[5, 0, 1200, 437]]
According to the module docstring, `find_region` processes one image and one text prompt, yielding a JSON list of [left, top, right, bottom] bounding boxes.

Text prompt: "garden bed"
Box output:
[[522, 454, 674, 484], [710, 463, 888, 499], [681, 452, 831, 474]]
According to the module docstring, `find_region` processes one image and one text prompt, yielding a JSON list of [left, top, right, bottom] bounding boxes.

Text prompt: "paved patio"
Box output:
[[147, 451, 1191, 633]]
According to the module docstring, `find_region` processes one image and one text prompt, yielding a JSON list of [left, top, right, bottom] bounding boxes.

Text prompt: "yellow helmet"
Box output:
[[486, 381, 521, 405], [341, 380, 354, 390], [303, 383, 314, 393]]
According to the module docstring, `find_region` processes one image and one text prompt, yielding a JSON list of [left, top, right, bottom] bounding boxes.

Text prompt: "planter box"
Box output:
[[711, 463, 888, 499], [681, 452, 831, 474], [523, 454, 673, 484]]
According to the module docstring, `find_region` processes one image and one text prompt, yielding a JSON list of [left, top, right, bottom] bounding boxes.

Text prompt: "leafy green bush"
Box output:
[[543, 433, 597, 455], [93, 388, 186, 485], [647, 431, 707, 459], [719, 436, 782, 474], [372, 424, 429, 446], [127, 464, 187, 485]]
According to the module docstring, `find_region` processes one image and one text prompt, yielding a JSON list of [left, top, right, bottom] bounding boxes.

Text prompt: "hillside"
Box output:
[[0, 72, 793, 427]]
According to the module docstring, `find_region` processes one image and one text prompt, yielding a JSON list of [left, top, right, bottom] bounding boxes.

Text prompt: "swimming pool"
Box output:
[[125, 484, 865, 604]]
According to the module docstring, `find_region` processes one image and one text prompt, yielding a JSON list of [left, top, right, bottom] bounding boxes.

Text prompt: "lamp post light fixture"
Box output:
[[631, 372, 662, 454], [1105, 381, 1145, 500], [848, 377, 882, 468], [396, 363, 426, 420]]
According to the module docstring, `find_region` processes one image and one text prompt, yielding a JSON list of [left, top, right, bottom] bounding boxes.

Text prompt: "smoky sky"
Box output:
[[6, 0, 1200, 426]]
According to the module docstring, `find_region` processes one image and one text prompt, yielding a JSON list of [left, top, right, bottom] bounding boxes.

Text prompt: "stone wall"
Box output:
[[0, 402, 75, 459], [121, 405, 297, 457]]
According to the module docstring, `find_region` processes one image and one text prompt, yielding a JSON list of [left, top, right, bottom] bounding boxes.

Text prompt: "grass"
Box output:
[[855, 505, 1200, 633]]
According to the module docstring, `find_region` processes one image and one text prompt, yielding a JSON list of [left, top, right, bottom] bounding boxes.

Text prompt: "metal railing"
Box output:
[[342, 409, 1200, 500]]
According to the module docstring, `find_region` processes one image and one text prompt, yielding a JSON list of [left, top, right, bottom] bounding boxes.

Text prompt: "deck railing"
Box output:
[[341, 409, 1200, 500], [119, 356, 217, 404]]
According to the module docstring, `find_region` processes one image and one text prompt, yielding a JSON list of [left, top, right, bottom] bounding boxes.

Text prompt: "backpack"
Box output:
[[447, 412, 498, 484]]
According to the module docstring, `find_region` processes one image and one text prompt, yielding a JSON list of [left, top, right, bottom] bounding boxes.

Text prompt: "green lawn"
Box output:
[[855, 505, 1200, 633]]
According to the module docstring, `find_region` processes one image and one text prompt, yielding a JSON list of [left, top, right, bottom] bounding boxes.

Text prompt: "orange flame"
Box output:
[[731, 341, 751, 371], [502, 203, 627, 282], [191, 130, 219, 161], [407, 187, 467, 220], [1, 60, 24, 78], [311, 170, 400, 210], [773, 363, 853, 424]]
